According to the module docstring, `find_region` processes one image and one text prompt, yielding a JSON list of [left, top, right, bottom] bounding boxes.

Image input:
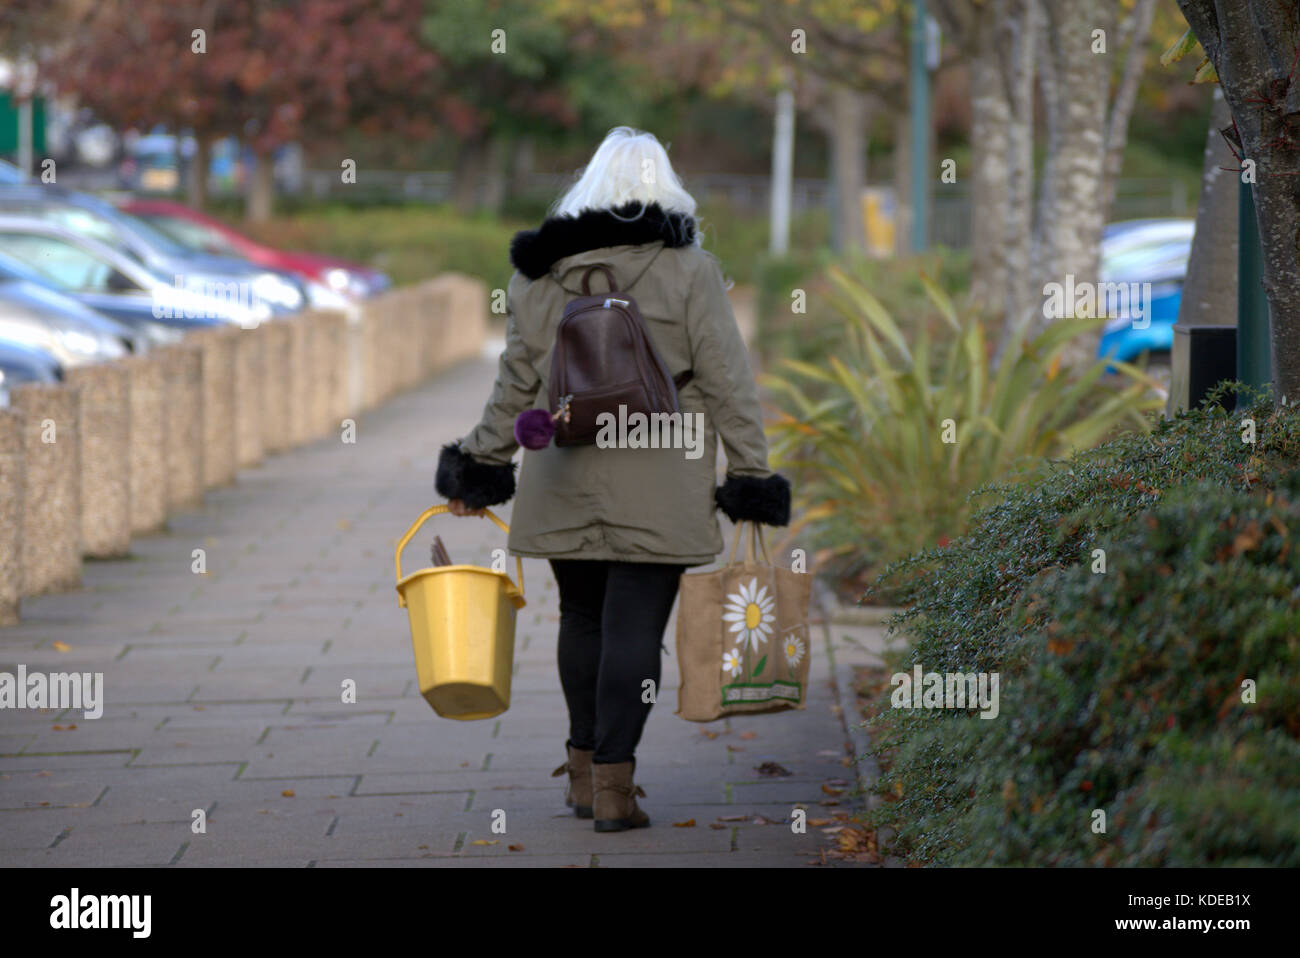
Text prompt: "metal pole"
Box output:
[[1237, 180, 1271, 391], [17, 99, 33, 178], [770, 86, 795, 256], [909, 0, 931, 252]]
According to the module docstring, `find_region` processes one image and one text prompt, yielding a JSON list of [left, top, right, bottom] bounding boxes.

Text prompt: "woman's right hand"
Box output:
[[447, 499, 487, 517]]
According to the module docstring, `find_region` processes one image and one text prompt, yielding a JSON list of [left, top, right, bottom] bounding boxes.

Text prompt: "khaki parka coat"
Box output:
[[436, 203, 790, 566]]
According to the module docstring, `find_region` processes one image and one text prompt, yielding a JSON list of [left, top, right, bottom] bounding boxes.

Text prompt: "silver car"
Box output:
[[0, 216, 275, 334]]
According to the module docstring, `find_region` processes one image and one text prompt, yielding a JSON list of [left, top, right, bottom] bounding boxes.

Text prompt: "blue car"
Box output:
[[1097, 219, 1194, 364]]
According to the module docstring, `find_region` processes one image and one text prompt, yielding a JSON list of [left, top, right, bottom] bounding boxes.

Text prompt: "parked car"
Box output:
[[0, 184, 307, 314], [0, 340, 61, 408], [0, 216, 270, 333], [1097, 218, 1194, 364], [0, 271, 145, 354], [0, 279, 127, 369], [122, 198, 391, 303], [0, 248, 178, 348]]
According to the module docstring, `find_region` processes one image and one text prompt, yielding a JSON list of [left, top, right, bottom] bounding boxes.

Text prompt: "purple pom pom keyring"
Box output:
[[513, 394, 572, 450]]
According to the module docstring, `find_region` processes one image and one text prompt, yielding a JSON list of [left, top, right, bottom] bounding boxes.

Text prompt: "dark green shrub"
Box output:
[[867, 393, 1300, 866]]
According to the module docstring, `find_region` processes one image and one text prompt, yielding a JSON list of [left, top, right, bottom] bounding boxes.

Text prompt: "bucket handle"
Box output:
[[394, 504, 524, 607]]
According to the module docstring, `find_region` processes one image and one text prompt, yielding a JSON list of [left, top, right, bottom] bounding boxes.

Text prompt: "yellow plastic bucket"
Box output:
[[395, 505, 525, 720]]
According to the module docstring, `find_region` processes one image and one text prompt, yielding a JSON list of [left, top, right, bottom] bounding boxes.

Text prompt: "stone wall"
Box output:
[[0, 273, 486, 624]]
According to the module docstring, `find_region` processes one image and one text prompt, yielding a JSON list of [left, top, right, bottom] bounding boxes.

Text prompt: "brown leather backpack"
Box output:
[[548, 264, 691, 447]]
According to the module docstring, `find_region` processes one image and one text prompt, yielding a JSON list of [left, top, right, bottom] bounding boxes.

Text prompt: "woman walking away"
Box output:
[[436, 126, 790, 832]]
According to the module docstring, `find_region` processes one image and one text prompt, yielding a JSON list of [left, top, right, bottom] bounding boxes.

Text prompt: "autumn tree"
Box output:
[[38, 0, 439, 219]]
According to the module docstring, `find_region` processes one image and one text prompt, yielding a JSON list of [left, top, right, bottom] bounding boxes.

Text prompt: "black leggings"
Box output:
[[548, 559, 686, 764]]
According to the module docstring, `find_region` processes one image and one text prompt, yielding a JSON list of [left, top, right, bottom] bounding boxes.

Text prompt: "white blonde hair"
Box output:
[[550, 126, 699, 226]]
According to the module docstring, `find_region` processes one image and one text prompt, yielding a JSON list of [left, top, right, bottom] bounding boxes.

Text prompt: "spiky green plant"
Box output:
[[764, 264, 1163, 574]]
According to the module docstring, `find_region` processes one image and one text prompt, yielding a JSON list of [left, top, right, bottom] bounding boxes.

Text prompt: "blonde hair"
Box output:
[[550, 127, 699, 229]]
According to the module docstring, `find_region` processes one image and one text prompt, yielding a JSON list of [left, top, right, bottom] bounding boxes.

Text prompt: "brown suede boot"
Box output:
[[592, 760, 650, 832], [551, 744, 594, 818]]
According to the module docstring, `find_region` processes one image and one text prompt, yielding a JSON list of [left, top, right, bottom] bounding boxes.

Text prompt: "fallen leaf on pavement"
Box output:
[[739, 731, 757, 740], [701, 730, 720, 740], [281, 790, 295, 798], [672, 819, 696, 827], [821, 784, 843, 796], [470, 839, 499, 846], [508, 844, 524, 851], [755, 762, 792, 777], [51, 641, 71, 653], [808, 818, 832, 827], [717, 814, 747, 822]]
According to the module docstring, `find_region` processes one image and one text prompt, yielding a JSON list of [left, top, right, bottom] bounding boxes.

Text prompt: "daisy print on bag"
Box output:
[[722, 648, 743, 677], [723, 578, 775, 653], [783, 631, 806, 668]]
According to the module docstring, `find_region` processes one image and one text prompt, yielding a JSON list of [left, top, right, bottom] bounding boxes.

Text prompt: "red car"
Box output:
[[120, 198, 390, 303]]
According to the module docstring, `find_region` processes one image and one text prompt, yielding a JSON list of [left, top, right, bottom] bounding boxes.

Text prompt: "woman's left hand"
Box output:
[[447, 499, 488, 517]]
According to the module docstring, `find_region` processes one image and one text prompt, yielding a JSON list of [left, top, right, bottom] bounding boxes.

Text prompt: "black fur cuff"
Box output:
[[715, 473, 791, 526], [436, 442, 517, 509]]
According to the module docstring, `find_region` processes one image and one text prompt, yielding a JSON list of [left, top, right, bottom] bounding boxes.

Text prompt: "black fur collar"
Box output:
[[510, 202, 697, 280]]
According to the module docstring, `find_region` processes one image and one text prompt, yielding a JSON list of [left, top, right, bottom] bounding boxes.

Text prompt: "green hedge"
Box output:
[[868, 392, 1300, 866]]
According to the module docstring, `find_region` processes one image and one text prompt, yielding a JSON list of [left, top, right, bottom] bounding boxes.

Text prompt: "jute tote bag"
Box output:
[[675, 520, 813, 722]]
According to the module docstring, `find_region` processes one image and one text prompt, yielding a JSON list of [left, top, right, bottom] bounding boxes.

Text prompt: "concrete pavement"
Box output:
[[0, 355, 870, 867]]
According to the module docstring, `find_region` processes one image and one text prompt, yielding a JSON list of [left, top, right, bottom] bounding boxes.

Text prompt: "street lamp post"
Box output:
[[909, 0, 933, 253]]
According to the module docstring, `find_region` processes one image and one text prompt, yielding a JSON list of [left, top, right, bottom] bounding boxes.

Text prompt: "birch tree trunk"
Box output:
[[828, 84, 869, 253], [968, 11, 1012, 316], [1177, 0, 1300, 404], [1100, 0, 1157, 218], [1031, 0, 1111, 356], [1000, 0, 1038, 341]]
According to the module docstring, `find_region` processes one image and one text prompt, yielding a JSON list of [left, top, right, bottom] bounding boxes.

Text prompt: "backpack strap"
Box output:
[[576, 243, 668, 296], [580, 265, 617, 295]]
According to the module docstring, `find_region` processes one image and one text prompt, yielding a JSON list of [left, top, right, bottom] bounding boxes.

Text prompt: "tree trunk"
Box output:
[[968, 11, 1012, 316], [828, 84, 868, 253], [1177, 0, 1300, 403], [1000, 0, 1038, 342], [1100, 0, 1157, 218], [188, 135, 211, 211], [246, 147, 275, 223], [893, 109, 913, 255], [507, 135, 535, 201], [451, 135, 490, 214], [479, 135, 509, 215], [1031, 0, 1111, 358], [1176, 87, 1238, 329]]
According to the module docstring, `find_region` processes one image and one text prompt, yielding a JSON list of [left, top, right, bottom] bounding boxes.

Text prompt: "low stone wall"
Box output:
[[66, 363, 131, 558], [11, 383, 82, 596], [0, 273, 486, 624], [0, 410, 23, 626]]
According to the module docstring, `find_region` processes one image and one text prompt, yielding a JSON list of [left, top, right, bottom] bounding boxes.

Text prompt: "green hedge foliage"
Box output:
[[869, 392, 1300, 866]]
